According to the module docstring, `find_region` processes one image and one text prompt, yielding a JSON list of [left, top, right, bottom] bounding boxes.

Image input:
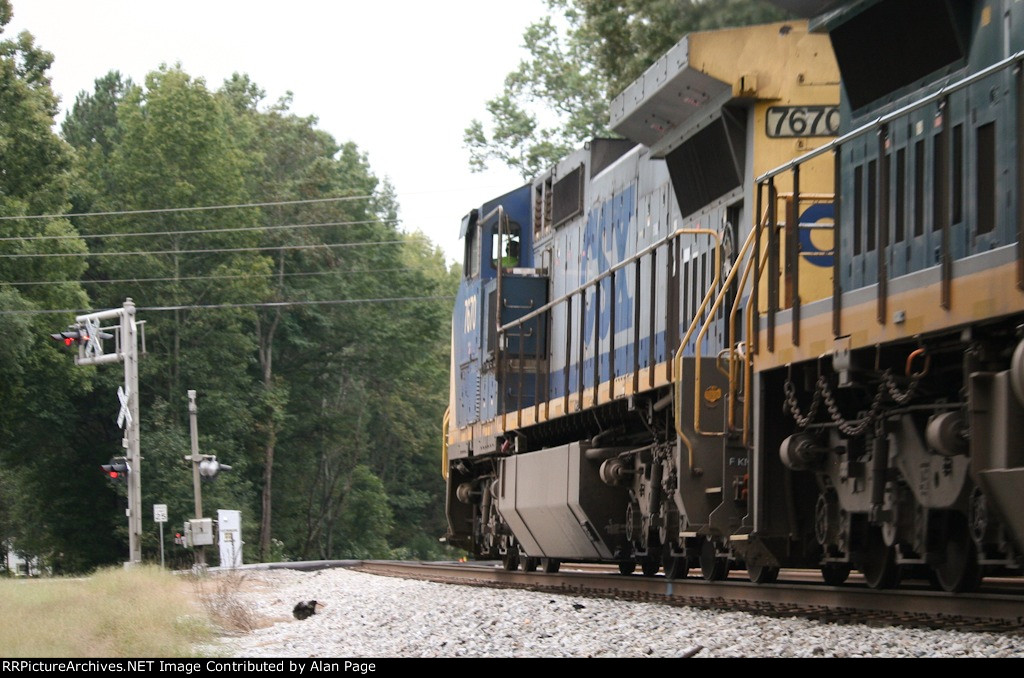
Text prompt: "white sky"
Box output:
[[4, 0, 549, 265]]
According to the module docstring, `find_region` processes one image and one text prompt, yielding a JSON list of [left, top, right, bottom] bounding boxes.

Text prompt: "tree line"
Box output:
[[0, 0, 456, 572]]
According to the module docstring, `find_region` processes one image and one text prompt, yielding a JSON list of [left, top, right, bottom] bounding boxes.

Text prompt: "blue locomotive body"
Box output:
[[444, 1, 1024, 592]]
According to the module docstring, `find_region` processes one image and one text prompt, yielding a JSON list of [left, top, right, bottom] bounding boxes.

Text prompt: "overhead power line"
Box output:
[[139, 297, 456, 312], [0, 238, 428, 259], [0, 296, 456, 316], [4, 266, 431, 287], [0, 194, 376, 221], [0, 218, 399, 243]]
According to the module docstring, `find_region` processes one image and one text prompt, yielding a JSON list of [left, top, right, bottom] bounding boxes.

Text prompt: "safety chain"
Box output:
[[784, 368, 923, 437], [820, 373, 885, 437], [783, 379, 821, 428], [883, 368, 919, 405]]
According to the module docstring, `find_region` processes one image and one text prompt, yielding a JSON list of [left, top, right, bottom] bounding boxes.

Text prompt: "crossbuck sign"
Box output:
[[117, 386, 133, 429]]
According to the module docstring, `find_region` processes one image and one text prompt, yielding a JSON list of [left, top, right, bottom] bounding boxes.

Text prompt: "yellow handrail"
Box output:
[[441, 406, 451, 480], [692, 224, 757, 437], [741, 247, 770, 446], [672, 229, 721, 468], [726, 225, 767, 432], [727, 198, 775, 437]]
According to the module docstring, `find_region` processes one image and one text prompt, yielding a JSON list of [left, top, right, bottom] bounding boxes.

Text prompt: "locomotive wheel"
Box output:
[[541, 558, 560, 573], [699, 539, 728, 581], [861, 528, 900, 589], [932, 514, 981, 593], [746, 563, 779, 584], [820, 562, 852, 586], [618, 561, 636, 575], [664, 554, 689, 580], [640, 557, 660, 577], [501, 550, 520, 571], [522, 556, 539, 572]]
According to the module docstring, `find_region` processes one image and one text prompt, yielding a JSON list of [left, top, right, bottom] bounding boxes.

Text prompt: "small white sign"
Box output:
[[153, 504, 168, 523]]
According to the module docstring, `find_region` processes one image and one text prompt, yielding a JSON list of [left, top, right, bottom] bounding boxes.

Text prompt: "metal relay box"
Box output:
[[186, 518, 214, 546]]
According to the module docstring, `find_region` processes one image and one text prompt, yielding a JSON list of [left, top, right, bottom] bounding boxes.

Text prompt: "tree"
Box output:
[[216, 77, 457, 562], [465, 3, 609, 180], [0, 0, 103, 571], [466, 0, 791, 177]]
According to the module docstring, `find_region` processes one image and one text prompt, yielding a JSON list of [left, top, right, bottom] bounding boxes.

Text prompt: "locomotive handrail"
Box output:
[[690, 225, 756, 438], [495, 225, 722, 453], [441, 406, 450, 480], [742, 246, 771, 446], [728, 222, 769, 436], [755, 48, 1024, 185], [496, 225, 698, 334], [672, 229, 722, 462], [477, 204, 512, 430], [492, 189, 830, 453]]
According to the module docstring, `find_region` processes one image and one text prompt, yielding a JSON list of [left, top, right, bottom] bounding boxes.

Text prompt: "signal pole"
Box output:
[[183, 390, 231, 569], [187, 389, 206, 569], [74, 298, 142, 566]]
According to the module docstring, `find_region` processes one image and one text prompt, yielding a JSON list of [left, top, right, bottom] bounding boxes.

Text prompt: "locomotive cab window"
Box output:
[[491, 222, 522, 269], [462, 210, 480, 279]]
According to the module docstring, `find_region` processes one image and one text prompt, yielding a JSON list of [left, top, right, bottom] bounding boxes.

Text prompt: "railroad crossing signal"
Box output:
[[49, 322, 114, 356], [50, 299, 144, 566], [101, 457, 129, 482], [50, 326, 86, 348]]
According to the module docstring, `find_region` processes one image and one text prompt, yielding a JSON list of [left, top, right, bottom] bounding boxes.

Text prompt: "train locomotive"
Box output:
[[443, 0, 1024, 593]]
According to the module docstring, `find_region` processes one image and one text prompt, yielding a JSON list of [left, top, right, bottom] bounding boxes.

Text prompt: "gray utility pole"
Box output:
[[187, 390, 206, 568], [75, 298, 142, 566]]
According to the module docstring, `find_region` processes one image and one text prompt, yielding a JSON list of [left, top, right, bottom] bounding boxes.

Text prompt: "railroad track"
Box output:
[[353, 560, 1024, 633]]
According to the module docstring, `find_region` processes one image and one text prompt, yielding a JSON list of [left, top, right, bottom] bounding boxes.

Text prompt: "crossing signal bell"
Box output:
[[198, 455, 232, 481], [101, 457, 129, 482]]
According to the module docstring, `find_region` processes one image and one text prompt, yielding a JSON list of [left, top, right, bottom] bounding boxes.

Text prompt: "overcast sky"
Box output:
[[4, 0, 550, 264]]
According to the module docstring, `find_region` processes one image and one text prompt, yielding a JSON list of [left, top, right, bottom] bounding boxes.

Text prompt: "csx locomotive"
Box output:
[[443, 0, 1024, 592]]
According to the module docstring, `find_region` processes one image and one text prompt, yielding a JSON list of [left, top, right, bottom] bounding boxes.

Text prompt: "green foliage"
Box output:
[[466, 0, 791, 177], [579, 0, 793, 95], [3, 4, 455, 570], [465, 5, 610, 179], [334, 465, 393, 559], [0, 3, 99, 571]]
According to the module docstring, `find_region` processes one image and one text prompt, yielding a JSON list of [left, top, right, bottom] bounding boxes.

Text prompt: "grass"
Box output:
[[0, 566, 217, 658]]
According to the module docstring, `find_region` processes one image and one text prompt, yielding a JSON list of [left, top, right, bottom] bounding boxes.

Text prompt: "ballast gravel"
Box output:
[[202, 567, 1024, 658]]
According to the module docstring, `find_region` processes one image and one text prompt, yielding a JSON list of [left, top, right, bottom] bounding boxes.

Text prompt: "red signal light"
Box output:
[[64, 337, 74, 347], [101, 459, 128, 482]]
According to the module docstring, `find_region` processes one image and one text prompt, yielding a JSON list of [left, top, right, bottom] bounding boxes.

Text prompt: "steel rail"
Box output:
[[353, 560, 1024, 632]]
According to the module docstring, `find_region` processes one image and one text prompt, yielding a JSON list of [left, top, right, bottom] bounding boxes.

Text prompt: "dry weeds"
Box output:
[[191, 569, 271, 634]]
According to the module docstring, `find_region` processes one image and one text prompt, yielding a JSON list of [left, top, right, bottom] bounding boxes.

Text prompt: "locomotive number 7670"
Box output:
[[766, 105, 840, 138]]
